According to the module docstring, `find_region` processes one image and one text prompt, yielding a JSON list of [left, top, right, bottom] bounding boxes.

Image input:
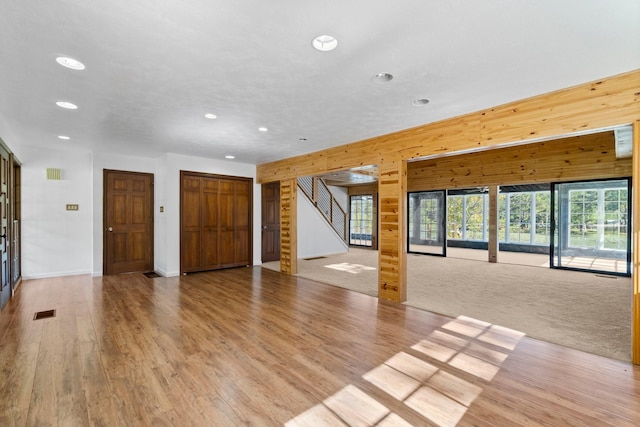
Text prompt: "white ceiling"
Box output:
[[0, 1, 638, 165]]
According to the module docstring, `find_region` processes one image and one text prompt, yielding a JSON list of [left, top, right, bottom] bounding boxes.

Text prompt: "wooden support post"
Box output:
[[280, 178, 297, 275], [488, 185, 499, 263], [378, 157, 407, 302], [632, 121, 640, 365]]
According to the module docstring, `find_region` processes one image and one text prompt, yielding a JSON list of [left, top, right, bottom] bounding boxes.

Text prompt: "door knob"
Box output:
[[107, 227, 113, 232]]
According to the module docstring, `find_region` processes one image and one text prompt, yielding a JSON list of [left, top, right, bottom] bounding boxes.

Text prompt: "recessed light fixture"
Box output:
[[258, 127, 268, 132], [225, 155, 235, 159], [312, 35, 338, 52], [204, 113, 217, 119], [56, 101, 78, 109], [371, 73, 394, 84], [412, 98, 430, 106], [55, 56, 85, 70], [57, 135, 70, 140]]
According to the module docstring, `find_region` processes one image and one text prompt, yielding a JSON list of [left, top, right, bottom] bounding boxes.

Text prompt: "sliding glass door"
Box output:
[[551, 178, 631, 276], [408, 191, 446, 256]]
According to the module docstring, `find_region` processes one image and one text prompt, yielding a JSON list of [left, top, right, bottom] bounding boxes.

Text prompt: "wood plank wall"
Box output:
[[280, 179, 297, 275], [407, 131, 632, 191], [378, 157, 407, 301], [257, 70, 639, 182], [633, 121, 640, 365], [258, 69, 640, 363]]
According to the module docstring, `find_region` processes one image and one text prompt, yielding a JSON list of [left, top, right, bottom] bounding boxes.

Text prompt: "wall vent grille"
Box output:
[[46, 168, 62, 180]]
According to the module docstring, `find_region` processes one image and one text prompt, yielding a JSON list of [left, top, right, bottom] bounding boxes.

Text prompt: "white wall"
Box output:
[[92, 151, 260, 276], [11, 140, 348, 279], [21, 146, 93, 278], [297, 194, 348, 259], [328, 185, 348, 212], [0, 112, 23, 159], [3, 137, 261, 279]]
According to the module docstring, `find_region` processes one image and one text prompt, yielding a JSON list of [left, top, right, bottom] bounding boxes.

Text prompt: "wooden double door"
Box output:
[[180, 171, 252, 274]]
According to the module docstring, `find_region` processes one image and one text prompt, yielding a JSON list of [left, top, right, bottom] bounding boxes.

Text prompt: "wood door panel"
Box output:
[[181, 171, 252, 273], [131, 195, 146, 224], [113, 233, 127, 262], [104, 170, 154, 275], [113, 195, 127, 224], [202, 191, 218, 227], [131, 179, 146, 192], [181, 231, 201, 270], [235, 230, 249, 264], [182, 191, 201, 228], [203, 178, 218, 192], [201, 231, 218, 267], [113, 178, 128, 191], [131, 232, 146, 261], [219, 192, 234, 227], [219, 230, 235, 265]]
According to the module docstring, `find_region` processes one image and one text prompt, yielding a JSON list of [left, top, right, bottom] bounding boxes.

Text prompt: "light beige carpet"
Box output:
[[262, 248, 632, 361]]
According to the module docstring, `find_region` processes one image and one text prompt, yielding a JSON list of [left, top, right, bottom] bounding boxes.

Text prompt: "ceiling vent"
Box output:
[[614, 126, 633, 159]]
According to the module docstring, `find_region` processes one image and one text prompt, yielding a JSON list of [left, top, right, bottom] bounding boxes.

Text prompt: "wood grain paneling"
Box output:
[[103, 170, 154, 275], [407, 131, 631, 191], [348, 184, 378, 196], [378, 158, 406, 302], [180, 171, 252, 274], [257, 69, 639, 184], [257, 69, 640, 362], [280, 179, 297, 275], [633, 121, 640, 365]]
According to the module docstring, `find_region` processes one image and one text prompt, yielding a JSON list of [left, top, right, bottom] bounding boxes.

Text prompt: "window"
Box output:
[[349, 195, 373, 246]]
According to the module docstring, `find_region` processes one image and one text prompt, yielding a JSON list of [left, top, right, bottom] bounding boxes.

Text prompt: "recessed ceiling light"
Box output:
[[412, 98, 430, 106], [258, 127, 268, 132], [57, 135, 70, 140], [204, 113, 217, 119], [56, 101, 78, 109], [371, 73, 394, 84], [55, 56, 85, 70], [312, 35, 338, 52], [225, 155, 235, 159]]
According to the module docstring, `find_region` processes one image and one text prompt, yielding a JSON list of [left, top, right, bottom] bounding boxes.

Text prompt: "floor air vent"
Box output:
[[33, 309, 56, 320], [144, 272, 161, 278]]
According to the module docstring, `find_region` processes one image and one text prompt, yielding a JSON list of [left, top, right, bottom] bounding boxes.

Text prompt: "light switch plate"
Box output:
[[66, 204, 79, 211]]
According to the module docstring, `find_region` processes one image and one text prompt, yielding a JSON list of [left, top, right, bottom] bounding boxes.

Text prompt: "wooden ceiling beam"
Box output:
[[257, 69, 640, 183]]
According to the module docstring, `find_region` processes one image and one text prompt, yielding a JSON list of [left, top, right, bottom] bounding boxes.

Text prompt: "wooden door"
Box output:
[[103, 170, 154, 275], [261, 182, 280, 262], [0, 144, 10, 309], [180, 171, 252, 274]]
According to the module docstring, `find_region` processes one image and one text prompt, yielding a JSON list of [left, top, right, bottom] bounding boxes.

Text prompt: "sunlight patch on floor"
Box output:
[[286, 315, 526, 427], [324, 262, 377, 274]]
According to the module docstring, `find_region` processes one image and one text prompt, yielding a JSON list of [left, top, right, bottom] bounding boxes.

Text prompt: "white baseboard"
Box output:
[[23, 270, 92, 280]]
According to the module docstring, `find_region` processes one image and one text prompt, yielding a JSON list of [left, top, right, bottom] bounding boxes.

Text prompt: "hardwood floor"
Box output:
[[0, 268, 638, 426]]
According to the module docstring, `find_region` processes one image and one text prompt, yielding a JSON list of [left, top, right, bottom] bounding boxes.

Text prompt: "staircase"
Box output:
[[298, 176, 347, 242]]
